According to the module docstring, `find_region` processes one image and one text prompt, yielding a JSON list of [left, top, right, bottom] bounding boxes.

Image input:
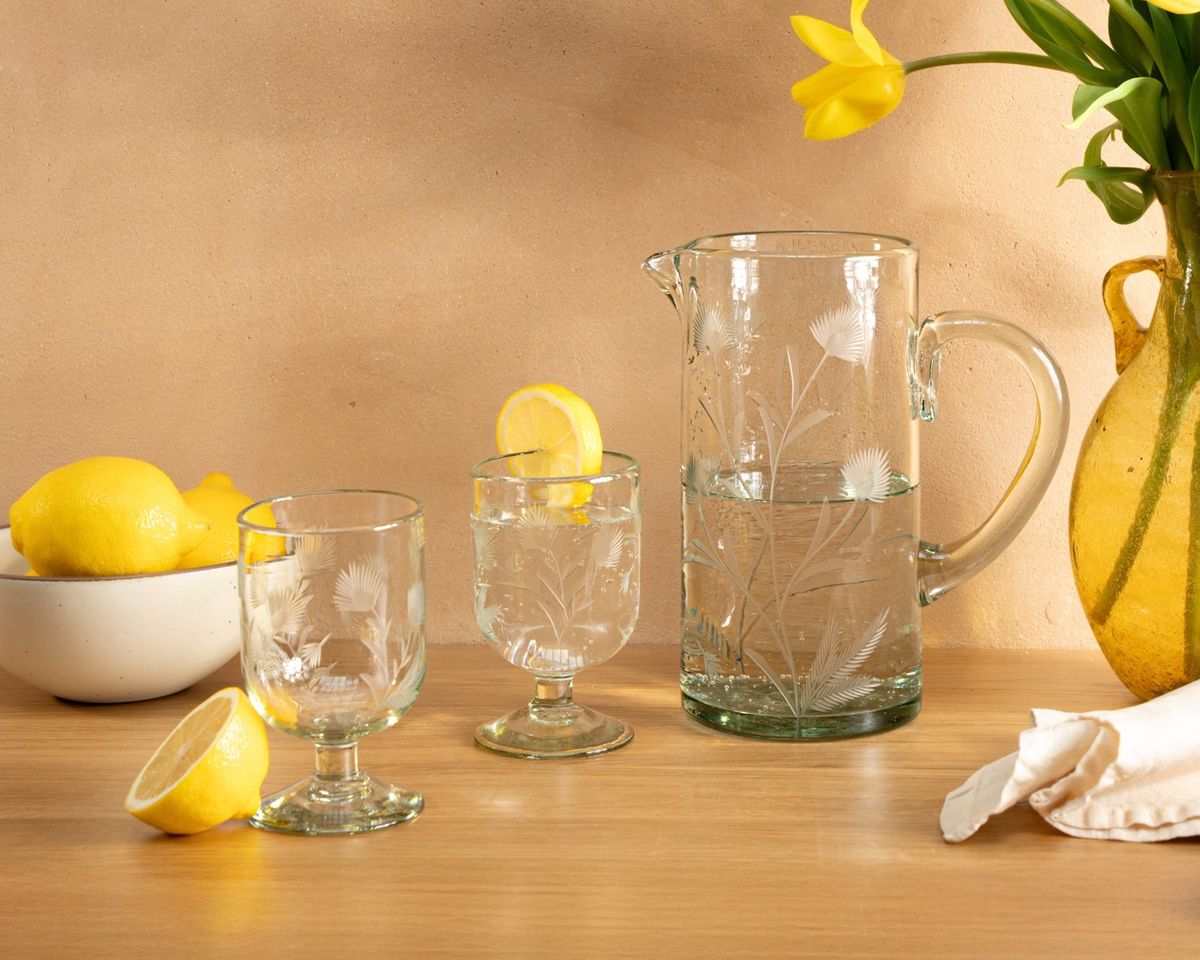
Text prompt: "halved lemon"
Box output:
[[125, 687, 269, 835]]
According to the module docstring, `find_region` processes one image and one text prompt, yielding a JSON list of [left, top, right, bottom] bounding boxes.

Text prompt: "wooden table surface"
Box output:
[[1, 644, 1196, 959]]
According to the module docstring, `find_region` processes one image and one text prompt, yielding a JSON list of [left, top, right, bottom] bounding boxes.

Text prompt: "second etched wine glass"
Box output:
[[470, 451, 641, 758]]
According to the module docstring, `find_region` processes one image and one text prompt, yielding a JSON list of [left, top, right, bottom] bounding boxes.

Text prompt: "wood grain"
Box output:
[[1, 645, 1195, 959]]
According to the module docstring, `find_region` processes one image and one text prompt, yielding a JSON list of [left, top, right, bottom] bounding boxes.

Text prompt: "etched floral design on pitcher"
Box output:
[[680, 291, 915, 732]]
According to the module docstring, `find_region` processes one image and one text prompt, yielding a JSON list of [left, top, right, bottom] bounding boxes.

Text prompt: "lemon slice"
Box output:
[[496, 383, 603, 477], [125, 687, 269, 835]]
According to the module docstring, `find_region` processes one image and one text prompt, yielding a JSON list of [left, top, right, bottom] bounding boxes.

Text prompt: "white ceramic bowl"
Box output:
[[0, 530, 240, 702]]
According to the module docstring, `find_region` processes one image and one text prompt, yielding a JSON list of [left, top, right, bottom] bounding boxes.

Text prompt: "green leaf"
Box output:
[[1150, 8, 1188, 99], [1061, 166, 1154, 223], [1059, 123, 1154, 224], [1108, 1, 1160, 68], [1189, 70, 1200, 168], [1004, 0, 1054, 47], [1003, 0, 1123, 84], [1020, 0, 1096, 60], [1171, 11, 1195, 72], [1108, 7, 1154, 73], [1027, 0, 1127, 74], [1068, 77, 1170, 169], [1148, 7, 1195, 166]]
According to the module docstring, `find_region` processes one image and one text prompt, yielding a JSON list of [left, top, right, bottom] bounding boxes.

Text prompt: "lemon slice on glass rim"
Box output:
[[124, 687, 269, 835], [495, 383, 603, 513], [496, 383, 603, 476]]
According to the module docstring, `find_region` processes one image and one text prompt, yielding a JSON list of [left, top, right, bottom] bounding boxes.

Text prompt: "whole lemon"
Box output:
[[9, 456, 208, 577], [178, 472, 255, 569]]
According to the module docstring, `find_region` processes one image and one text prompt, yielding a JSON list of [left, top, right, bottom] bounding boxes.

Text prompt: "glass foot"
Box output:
[[475, 700, 633, 759], [249, 772, 423, 835]]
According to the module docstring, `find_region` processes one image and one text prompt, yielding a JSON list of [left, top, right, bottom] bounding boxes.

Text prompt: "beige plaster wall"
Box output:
[[0, 1, 1162, 648]]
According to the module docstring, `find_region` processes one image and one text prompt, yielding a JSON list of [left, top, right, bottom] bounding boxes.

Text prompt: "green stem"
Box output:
[[1187, 413, 1200, 680], [1162, 181, 1200, 684], [903, 51, 1072, 75], [1093, 372, 1189, 625], [1179, 178, 1200, 679]]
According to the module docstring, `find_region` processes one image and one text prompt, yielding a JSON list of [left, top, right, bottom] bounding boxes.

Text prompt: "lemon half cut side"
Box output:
[[125, 687, 269, 835]]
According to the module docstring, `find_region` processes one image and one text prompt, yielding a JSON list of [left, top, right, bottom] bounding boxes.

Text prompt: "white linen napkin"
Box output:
[[941, 679, 1200, 842]]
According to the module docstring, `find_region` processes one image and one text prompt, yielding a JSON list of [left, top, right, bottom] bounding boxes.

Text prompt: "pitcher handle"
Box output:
[[1103, 256, 1162, 374], [914, 312, 1070, 605]]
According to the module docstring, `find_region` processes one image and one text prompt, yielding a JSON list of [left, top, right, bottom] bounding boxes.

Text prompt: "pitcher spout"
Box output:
[[642, 248, 681, 302]]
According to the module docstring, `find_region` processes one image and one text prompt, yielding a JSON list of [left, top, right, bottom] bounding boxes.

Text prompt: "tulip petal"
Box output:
[[800, 65, 905, 140], [850, 0, 886, 66], [790, 15, 873, 67], [791, 62, 863, 109], [1147, 0, 1200, 12]]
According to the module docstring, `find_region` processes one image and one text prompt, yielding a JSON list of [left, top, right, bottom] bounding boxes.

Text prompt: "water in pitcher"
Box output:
[[680, 463, 921, 735], [472, 507, 641, 677]]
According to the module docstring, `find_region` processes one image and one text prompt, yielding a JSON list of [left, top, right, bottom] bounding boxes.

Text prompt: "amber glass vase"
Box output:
[[1071, 172, 1200, 700]]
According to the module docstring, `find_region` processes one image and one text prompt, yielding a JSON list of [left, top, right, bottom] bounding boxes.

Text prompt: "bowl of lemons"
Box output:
[[0, 457, 262, 703]]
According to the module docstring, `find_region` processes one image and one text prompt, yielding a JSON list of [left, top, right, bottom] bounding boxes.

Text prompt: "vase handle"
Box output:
[[913, 312, 1070, 605], [1103, 257, 1162, 374]]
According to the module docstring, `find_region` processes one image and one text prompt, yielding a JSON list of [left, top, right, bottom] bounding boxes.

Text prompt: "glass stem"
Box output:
[[313, 742, 361, 797], [533, 676, 573, 706]]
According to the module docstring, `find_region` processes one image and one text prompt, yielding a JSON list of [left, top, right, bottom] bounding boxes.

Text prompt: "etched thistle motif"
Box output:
[[474, 524, 498, 570], [298, 626, 331, 669], [333, 558, 387, 614], [247, 586, 333, 692], [518, 504, 559, 529], [841, 447, 891, 502], [684, 454, 719, 505], [295, 534, 336, 576], [247, 565, 269, 610], [810, 304, 865, 364], [330, 553, 424, 709], [265, 581, 313, 636], [592, 526, 625, 570], [692, 303, 734, 354]]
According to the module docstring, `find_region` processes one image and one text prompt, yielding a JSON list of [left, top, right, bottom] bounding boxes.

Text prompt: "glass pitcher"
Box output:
[[643, 231, 1069, 740]]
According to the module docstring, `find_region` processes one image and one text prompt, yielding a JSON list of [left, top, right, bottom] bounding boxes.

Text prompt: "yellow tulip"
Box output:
[[790, 0, 905, 140], [1146, 1, 1200, 12]]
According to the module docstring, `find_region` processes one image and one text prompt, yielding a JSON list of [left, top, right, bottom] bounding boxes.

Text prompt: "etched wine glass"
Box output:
[[238, 489, 426, 834], [471, 451, 641, 758]]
